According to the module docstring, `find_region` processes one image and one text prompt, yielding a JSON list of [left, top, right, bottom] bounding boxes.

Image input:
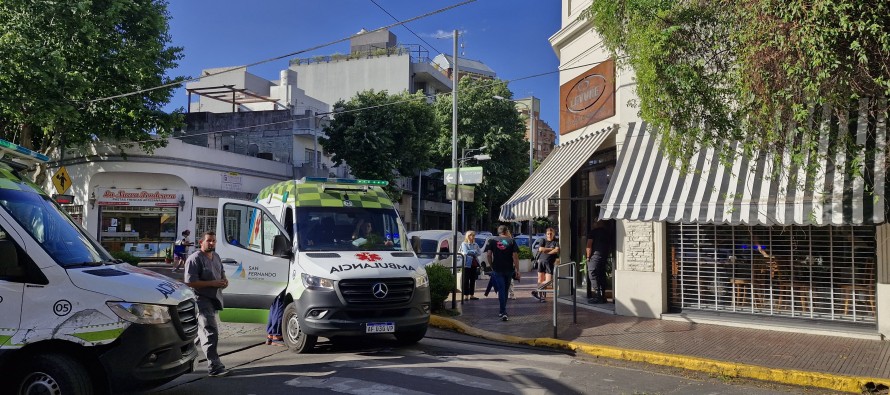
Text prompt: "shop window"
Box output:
[[667, 224, 876, 324], [98, 206, 177, 259]]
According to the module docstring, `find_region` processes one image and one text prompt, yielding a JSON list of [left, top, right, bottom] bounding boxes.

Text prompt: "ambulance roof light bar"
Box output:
[[302, 177, 388, 186], [0, 139, 51, 164]]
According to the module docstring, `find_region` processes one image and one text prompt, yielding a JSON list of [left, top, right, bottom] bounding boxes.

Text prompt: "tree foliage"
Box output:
[[431, 78, 528, 228], [320, 90, 438, 195], [583, 0, 890, 174], [0, 0, 183, 156]]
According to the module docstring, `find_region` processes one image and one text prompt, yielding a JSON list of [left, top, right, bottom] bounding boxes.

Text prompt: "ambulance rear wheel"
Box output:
[[17, 353, 93, 395], [283, 302, 317, 353]]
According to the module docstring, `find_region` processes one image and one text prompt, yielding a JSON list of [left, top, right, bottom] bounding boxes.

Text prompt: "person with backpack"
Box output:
[[484, 225, 520, 321], [172, 230, 193, 272]]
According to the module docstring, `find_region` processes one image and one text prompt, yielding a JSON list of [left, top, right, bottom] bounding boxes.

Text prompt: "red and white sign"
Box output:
[[95, 188, 181, 207]]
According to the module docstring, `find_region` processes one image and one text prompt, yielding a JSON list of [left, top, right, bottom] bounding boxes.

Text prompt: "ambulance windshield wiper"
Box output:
[[67, 261, 106, 268]]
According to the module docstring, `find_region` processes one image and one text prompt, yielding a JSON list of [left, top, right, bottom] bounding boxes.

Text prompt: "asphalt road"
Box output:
[[142, 327, 840, 395]]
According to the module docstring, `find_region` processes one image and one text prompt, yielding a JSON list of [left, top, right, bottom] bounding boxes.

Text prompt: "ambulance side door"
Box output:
[[215, 199, 291, 309], [0, 219, 25, 347]]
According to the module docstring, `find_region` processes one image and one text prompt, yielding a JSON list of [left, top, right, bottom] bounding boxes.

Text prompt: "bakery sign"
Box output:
[[96, 188, 181, 207], [559, 58, 616, 135]]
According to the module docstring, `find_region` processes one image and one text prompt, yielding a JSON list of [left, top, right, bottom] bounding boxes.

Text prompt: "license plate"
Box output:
[[366, 322, 395, 333]]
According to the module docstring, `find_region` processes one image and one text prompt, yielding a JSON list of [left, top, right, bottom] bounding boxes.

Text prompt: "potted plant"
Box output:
[[164, 246, 173, 264]]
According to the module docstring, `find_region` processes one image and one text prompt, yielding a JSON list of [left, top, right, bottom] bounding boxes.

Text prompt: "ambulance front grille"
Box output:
[[174, 299, 198, 339], [338, 278, 415, 306]]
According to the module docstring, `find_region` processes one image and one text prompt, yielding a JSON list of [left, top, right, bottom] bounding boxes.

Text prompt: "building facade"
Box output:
[[47, 139, 291, 260], [499, 0, 888, 338]]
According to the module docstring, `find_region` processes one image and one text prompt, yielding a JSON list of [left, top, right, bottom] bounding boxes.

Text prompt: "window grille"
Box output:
[[667, 224, 876, 324], [63, 205, 85, 227], [196, 208, 217, 238]]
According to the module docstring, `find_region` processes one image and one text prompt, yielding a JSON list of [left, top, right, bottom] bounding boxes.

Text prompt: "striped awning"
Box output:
[[600, 115, 887, 226], [500, 126, 613, 221]]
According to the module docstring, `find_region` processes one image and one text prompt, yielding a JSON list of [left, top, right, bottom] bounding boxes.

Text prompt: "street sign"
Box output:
[[446, 185, 474, 202], [52, 166, 72, 195], [443, 166, 483, 185]]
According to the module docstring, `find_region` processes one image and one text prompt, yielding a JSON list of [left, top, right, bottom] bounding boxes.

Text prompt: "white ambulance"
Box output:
[[0, 140, 198, 395], [214, 177, 430, 353]]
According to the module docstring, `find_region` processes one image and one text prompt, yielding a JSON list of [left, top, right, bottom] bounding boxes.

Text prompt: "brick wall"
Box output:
[[621, 221, 655, 272]]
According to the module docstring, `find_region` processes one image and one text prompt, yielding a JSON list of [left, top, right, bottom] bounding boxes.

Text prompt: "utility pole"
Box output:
[[451, 29, 459, 310], [528, 96, 536, 236]]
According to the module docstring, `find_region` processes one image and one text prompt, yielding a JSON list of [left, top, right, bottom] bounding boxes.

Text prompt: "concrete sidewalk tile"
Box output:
[[431, 271, 890, 394]]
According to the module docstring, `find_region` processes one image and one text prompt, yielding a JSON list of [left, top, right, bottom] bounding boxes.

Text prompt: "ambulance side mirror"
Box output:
[[411, 236, 421, 253], [272, 234, 292, 258]]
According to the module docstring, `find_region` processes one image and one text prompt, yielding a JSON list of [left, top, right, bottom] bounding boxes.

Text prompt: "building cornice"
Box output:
[[51, 154, 291, 181], [548, 17, 595, 58]]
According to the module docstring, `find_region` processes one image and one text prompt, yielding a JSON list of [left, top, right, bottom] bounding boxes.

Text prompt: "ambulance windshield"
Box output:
[[296, 207, 408, 252], [0, 188, 111, 267]]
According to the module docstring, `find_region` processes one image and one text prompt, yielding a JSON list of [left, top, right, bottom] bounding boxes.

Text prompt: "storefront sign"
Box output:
[[96, 188, 181, 207], [221, 172, 242, 191], [559, 59, 616, 135]]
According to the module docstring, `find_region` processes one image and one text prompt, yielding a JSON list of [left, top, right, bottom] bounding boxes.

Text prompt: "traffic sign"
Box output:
[[446, 185, 474, 202], [52, 166, 72, 195], [443, 166, 484, 185]]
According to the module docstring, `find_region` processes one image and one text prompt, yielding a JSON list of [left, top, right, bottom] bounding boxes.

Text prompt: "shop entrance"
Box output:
[[570, 149, 617, 300]]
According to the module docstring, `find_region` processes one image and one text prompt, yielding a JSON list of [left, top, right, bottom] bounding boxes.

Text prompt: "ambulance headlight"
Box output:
[[414, 274, 429, 288], [107, 302, 171, 324], [301, 273, 335, 290]]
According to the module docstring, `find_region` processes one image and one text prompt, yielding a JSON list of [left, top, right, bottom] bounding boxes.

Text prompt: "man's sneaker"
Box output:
[[500, 314, 509, 321], [531, 290, 541, 300], [208, 368, 231, 377]]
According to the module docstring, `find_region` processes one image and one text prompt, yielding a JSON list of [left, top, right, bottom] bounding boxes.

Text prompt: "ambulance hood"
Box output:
[[67, 263, 195, 305], [299, 251, 425, 280]]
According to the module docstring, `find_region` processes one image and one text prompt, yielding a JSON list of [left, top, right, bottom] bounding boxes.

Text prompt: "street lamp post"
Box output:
[[494, 95, 536, 235]]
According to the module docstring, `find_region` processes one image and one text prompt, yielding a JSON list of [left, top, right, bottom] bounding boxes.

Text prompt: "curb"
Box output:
[[429, 315, 888, 393]]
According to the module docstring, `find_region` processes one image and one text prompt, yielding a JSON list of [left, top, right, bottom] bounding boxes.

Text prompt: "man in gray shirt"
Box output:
[[184, 231, 230, 377]]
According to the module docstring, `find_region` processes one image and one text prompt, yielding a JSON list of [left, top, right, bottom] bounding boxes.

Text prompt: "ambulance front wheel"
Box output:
[[17, 353, 93, 395], [283, 302, 317, 353], [394, 325, 427, 345]]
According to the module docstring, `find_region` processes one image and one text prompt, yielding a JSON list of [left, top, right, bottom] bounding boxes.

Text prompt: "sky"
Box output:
[[164, 0, 563, 133]]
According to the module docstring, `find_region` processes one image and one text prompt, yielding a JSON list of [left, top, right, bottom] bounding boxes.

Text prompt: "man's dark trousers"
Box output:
[[588, 252, 607, 302]]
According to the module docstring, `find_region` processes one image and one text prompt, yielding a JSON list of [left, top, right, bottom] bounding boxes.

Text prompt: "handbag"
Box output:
[[470, 256, 480, 268]]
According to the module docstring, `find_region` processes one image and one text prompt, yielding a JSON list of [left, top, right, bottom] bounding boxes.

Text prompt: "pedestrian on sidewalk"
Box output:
[[459, 231, 482, 301], [172, 230, 193, 272], [586, 220, 612, 304], [484, 225, 520, 321], [265, 291, 286, 346], [184, 231, 231, 377], [504, 228, 516, 300], [532, 227, 559, 302]]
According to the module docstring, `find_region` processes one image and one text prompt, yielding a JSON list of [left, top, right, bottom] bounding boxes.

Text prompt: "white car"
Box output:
[[408, 230, 463, 268]]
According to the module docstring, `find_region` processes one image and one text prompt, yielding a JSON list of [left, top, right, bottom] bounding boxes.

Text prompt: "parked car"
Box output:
[[409, 230, 463, 267], [514, 234, 531, 247]]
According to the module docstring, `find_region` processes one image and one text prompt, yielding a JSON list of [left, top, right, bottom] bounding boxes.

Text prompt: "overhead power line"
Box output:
[[130, 58, 620, 144], [370, 0, 444, 57], [88, 0, 476, 103]]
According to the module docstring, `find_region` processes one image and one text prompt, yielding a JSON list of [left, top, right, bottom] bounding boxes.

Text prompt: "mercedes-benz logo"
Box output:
[[372, 283, 388, 299]]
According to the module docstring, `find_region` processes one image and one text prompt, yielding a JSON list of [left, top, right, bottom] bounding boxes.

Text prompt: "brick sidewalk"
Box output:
[[450, 271, 890, 381]]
